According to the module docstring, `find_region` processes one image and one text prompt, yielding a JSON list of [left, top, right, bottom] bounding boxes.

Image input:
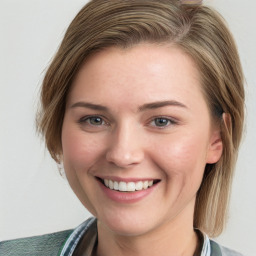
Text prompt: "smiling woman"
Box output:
[[1, 0, 245, 256], [61, 45, 223, 248]]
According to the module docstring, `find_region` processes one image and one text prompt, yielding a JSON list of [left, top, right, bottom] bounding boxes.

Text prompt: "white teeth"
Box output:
[[135, 181, 143, 190], [102, 179, 155, 192], [143, 181, 149, 189], [119, 182, 127, 192], [104, 179, 109, 187], [109, 180, 114, 189], [114, 181, 119, 190], [127, 182, 136, 192]]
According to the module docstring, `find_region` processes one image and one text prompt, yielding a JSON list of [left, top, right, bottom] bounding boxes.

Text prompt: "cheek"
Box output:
[[151, 133, 208, 180], [61, 126, 105, 172]]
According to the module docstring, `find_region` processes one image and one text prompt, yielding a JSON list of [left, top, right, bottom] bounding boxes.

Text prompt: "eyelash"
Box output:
[[147, 116, 178, 129], [79, 115, 108, 127], [78, 115, 178, 129]]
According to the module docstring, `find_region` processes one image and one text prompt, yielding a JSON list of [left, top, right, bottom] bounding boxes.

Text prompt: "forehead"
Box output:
[[74, 43, 200, 83], [67, 43, 205, 112]]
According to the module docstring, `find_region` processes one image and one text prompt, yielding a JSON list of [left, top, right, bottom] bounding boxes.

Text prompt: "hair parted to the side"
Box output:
[[37, 0, 244, 237]]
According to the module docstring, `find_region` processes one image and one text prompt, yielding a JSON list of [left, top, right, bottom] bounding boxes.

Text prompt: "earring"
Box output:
[[57, 162, 66, 178]]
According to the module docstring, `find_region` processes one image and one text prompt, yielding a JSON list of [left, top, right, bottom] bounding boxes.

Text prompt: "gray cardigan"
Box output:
[[0, 222, 244, 256]]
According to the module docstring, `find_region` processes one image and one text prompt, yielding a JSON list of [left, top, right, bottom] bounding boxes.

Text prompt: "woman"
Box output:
[[1, 0, 245, 255]]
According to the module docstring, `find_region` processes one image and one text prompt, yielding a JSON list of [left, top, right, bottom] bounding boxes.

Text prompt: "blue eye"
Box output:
[[80, 116, 106, 126], [154, 118, 170, 127], [150, 117, 176, 128], [89, 117, 104, 125]]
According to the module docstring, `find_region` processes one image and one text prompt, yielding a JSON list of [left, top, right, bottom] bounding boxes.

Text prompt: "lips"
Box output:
[[97, 177, 160, 192], [104, 179, 154, 192], [96, 177, 160, 203]]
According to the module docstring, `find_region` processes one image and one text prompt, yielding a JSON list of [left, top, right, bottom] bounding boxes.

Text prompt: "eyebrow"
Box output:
[[138, 100, 188, 111], [70, 102, 109, 111], [70, 100, 187, 112]]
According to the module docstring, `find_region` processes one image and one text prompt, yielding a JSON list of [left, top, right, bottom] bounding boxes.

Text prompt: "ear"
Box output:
[[206, 113, 231, 164], [206, 131, 223, 164]]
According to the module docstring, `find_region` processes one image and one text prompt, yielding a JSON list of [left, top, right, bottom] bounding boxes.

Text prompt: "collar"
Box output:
[[59, 218, 212, 256], [200, 230, 211, 256]]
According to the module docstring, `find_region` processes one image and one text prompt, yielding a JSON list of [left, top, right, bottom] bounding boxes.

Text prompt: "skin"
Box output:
[[61, 44, 223, 256]]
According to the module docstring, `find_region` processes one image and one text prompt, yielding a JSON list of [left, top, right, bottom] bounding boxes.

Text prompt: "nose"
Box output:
[[106, 124, 144, 168]]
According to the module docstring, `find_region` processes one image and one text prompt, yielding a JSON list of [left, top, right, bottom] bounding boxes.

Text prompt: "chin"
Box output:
[[97, 211, 155, 237]]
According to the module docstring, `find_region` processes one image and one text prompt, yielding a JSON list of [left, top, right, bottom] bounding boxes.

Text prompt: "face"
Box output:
[[62, 44, 222, 236]]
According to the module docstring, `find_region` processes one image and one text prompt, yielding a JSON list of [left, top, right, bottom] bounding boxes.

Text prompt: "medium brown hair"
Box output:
[[37, 0, 244, 236]]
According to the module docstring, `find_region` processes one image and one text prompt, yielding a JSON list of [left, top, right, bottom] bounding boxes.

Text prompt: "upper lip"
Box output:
[[96, 176, 160, 183]]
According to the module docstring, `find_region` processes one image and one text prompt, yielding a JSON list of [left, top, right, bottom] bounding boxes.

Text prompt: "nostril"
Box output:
[[105, 137, 144, 167], [106, 149, 144, 168]]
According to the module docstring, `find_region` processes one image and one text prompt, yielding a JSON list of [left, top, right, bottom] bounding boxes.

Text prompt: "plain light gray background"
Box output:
[[0, 1, 255, 255]]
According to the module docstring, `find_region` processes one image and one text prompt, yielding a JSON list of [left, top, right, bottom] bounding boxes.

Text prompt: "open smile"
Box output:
[[97, 178, 160, 192]]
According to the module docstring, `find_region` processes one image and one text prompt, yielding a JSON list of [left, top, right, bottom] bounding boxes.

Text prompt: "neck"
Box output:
[[96, 207, 198, 256]]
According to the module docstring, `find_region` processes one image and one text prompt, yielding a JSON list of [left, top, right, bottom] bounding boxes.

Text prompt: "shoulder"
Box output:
[[210, 240, 245, 256], [0, 229, 73, 256], [219, 245, 245, 256]]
